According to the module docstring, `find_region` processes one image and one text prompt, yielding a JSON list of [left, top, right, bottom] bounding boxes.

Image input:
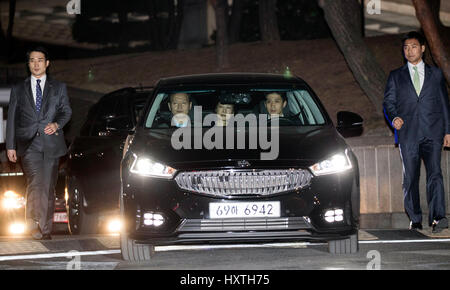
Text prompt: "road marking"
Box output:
[[0, 238, 449, 262], [0, 250, 121, 262], [359, 238, 450, 244]]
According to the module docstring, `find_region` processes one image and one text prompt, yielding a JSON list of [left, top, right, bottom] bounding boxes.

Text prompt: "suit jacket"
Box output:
[[6, 76, 72, 158], [383, 63, 450, 144]]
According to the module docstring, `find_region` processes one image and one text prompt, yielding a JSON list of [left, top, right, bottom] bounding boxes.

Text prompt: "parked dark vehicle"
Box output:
[[66, 87, 151, 234], [120, 73, 363, 261]]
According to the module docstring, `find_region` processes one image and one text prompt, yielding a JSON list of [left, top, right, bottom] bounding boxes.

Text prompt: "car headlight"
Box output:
[[309, 150, 352, 176], [130, 154, 176, 179], [2, 191, 26, 210]]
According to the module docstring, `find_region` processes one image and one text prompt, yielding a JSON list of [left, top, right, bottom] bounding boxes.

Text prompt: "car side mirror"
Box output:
[[336, 111, 363, 138]]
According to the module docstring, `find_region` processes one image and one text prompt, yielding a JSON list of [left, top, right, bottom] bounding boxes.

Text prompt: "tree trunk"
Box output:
[[6, 0, 15, 40], [429, 0, 442, 27], [318, 0, 385, 117], [412, 0, 450, 85], [215, 0, 229, 70], [259, 0, 280, 42], [429, 0, 450, 41], [228, 0, 244, 44], [169, 0, 184, 49], [116, 0, 128, 49], [6, 0, 16, 60], [165, 0, 176, 48], [0, 5, 6, 57], [156, 0, 170, 49], [146, 0, 163, 50]]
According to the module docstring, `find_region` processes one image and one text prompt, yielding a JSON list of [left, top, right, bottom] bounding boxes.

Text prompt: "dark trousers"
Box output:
[[399, 138, 447, 226], [21, 151, 59, 235]]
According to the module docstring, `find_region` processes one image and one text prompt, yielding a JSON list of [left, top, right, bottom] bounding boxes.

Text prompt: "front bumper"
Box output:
[[121, 168, 359, 245]]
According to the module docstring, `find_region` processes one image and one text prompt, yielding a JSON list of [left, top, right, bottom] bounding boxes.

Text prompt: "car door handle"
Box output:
[[97, 152, 104, 158]]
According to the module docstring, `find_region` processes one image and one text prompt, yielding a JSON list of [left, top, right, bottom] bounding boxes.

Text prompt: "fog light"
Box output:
[[325, 216, 335, 223], [324, 209, 344, 223], [143, 212, 165, 227], [9, 223, 26, 235], [335, 215, 344, 222], [107, 218, 122, 233]]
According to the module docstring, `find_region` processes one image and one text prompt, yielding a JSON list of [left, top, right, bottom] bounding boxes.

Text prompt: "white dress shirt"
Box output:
[[391, 60, 425, 126], [407, 60, 425, 93], [30, 74, 46, 105]]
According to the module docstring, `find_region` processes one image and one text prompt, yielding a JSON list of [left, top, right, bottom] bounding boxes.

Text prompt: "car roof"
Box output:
[[157, 73, 306, 87]]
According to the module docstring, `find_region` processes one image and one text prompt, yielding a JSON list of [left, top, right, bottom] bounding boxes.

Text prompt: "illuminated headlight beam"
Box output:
[[309, 149, 352, 176], [2, 191, 26, 210]]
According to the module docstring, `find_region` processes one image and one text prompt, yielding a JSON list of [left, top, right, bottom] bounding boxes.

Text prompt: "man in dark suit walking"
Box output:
[[5, 47, 72, 240], [383, 31, 449, 233]]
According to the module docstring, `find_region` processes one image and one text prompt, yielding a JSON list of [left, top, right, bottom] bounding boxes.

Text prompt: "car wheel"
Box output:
[[120, 233, 155, 262], [119, 189, 155, 262], [328, 233, 358, 255], [67, 177, 99, 235]]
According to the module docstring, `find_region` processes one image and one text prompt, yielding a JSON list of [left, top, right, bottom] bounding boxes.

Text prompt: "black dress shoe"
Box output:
[[42, 234, 52, 240], [409, 222, 423, 230], [432, 218, 448, 233]]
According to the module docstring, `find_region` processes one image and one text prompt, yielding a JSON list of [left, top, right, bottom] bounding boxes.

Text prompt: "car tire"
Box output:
[[67, 177, 99, 235], [328, 233, 358, 255], [119, 188, 155, 262], [120, 233, 155, 262]]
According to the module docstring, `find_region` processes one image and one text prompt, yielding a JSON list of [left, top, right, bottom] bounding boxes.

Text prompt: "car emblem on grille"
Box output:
[[237, 160, 251, 168]]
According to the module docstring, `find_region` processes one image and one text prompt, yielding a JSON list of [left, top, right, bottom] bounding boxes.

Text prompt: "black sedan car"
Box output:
[[120, 73, 362, 261], [66, 87, 151, 234]]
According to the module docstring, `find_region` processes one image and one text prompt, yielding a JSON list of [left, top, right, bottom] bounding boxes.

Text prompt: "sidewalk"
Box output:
[[365, 10, 420, 37], [0, 0, 102, 49], [363, 0, 450, 37]]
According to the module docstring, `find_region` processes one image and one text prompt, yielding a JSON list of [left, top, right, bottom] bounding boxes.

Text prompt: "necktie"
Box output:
[[36, 79, 42, 112], [413, 66, 421, 96]]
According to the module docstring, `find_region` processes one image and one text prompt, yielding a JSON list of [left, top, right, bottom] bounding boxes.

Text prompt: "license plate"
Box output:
[[209, 201, 280, 219], [53, 212, 68, 223]]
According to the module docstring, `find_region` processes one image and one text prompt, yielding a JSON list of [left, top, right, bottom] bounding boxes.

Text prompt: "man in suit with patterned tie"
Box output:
[[5, 47, 72, 240], [383, 31, 449, 233]]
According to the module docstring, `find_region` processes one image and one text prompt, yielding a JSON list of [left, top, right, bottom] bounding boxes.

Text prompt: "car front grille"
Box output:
[[175, 169, 312, 197], [178, 217, 311, 232]]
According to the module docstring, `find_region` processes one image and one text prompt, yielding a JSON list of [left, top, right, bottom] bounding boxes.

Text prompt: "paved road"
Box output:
[[0, 230, 449, 270]]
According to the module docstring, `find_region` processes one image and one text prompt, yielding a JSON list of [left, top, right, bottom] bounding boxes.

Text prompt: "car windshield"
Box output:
[[144, 86, 327, 128]]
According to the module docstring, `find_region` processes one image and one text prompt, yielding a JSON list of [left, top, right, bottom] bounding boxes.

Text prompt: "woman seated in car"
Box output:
[[215, 102, 234, 126]]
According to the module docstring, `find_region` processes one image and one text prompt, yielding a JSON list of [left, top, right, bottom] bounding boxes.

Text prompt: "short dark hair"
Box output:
[[265, 91, 287, 102], [169, 92, 190, 103], [26, 46, 49, 61], [402, 31, 426, 46], [401, 31, 426, 62]]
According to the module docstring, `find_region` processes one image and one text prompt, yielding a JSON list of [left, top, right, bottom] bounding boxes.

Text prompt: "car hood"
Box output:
[[129, 126, 348, 169]]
